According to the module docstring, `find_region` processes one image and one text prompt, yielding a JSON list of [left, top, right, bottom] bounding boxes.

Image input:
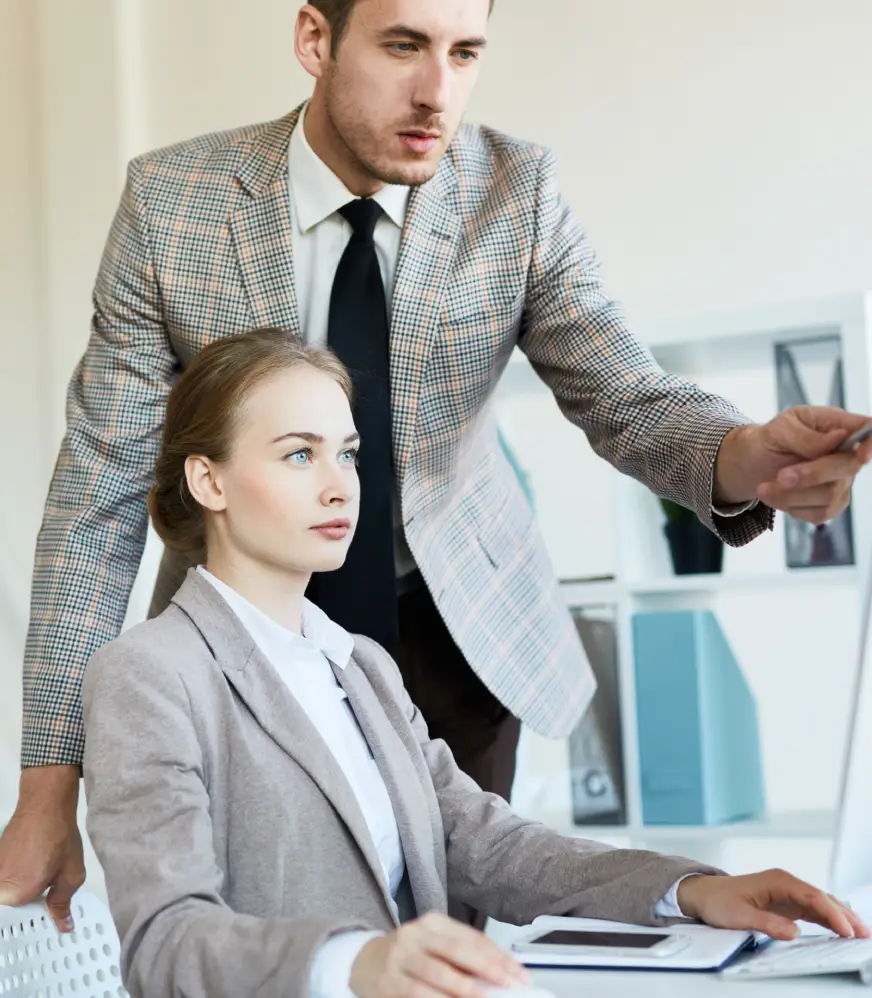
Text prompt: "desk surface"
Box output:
[[532, 965, 863, 996], [488, 880, 872, 996]]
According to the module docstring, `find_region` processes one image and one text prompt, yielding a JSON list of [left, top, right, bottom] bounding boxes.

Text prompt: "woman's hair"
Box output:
[[147, 328, 353, 556]]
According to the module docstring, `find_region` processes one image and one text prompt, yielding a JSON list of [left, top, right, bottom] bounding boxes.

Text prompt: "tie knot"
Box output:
[[339, 198, 383, 243]]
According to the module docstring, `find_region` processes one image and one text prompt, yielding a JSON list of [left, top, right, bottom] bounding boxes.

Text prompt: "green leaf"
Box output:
[[660, 497, 696, 524]]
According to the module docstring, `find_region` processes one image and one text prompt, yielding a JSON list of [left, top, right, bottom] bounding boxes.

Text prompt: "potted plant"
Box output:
[[660, 497, 724, 575]]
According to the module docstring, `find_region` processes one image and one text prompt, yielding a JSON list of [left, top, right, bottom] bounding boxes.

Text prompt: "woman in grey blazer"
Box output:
[[82, 329, 866, 998]]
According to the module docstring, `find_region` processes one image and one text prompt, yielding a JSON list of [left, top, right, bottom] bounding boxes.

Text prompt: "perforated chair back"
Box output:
[[0, 890, 127, 997]]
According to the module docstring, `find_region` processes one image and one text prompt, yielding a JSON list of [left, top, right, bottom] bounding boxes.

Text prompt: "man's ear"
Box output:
[[295, 4, 334, 80]]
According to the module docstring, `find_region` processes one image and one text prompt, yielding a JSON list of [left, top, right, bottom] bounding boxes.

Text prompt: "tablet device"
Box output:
[[514, 928, 690, 959], [511, 916, 755, 972]]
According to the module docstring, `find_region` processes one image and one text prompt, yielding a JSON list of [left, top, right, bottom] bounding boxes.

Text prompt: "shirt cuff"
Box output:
[[653, 874, 703, 919], [309, 929, 385, 998], [711, 498, 759, 518]]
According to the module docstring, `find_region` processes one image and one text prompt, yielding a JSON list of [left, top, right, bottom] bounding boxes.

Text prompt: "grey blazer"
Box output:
[[82, 571, 717, 998]]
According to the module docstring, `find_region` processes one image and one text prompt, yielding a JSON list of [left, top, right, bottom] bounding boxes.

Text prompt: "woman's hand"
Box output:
[[350, 912, 530, 998], [678, 870, 871, 940]]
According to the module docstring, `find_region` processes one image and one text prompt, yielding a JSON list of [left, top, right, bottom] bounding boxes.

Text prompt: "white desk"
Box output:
[[485, 834, 872, 996], [532, 965, 864, 996]]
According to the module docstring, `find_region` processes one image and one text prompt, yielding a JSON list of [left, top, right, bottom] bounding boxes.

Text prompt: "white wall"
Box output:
[[3, 0, 872, 879]]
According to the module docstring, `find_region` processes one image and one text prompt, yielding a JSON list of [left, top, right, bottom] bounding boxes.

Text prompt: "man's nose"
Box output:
[[413, 59, 451, 115]]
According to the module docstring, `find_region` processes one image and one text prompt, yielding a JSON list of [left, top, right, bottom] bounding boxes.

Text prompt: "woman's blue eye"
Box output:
[[340, 449, 359, 465], [287, 449, 312, 465]]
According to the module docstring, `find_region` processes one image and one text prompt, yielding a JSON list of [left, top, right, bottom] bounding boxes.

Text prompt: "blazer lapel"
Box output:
[[334, 660, 448, 917], [229, 109, 301, 333], [171, 572, 399, 922], [390, 155, 462, 478]]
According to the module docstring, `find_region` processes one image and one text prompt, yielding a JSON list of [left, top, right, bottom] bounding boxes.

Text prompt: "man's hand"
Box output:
[[678, 870, 871, 941], [350, 912, 530, 998], [0, 765, 85, 931], [714, 406, 872, 522]]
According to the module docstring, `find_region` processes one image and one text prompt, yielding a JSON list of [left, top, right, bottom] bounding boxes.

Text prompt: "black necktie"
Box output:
[[305, 198, 399, 650]]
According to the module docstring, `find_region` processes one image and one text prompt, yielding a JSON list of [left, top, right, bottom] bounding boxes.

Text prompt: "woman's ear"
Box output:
[[185, 455, 227, 512]]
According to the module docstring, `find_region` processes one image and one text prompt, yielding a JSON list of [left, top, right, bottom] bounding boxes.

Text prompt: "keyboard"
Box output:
[[721, 936, 872, 983]]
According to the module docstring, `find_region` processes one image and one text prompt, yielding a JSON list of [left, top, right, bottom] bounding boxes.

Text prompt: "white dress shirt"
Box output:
[[288, 106, 409, 349], [197, 569, 402, 998], [288, 104, 418, 581]]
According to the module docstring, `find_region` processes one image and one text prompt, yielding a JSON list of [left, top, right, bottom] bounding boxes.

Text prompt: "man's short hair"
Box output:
[[310, 0, 495, 50]]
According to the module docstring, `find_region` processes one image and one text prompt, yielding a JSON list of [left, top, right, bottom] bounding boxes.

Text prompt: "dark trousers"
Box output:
[[395, 578, 522, 929]]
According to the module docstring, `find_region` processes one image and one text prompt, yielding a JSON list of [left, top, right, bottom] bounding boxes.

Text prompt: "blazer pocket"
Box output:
[[434, 294, 524, 392], [475, 491, 535, 571], [441, 290, 525, 327]]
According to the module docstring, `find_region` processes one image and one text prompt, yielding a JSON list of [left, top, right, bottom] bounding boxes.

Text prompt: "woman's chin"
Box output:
[[307, 551, 350, 574]]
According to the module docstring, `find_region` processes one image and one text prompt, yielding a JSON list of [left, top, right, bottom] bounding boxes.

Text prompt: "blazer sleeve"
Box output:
[[22, 158, 180, 769], [82, 644, 376, 998], [364, 638, 725, 929], [518, 146, 773, 546]]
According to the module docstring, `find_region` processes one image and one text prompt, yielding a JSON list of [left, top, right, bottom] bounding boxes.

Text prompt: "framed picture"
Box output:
[[774, 334, 855, 568], [567, 607, 626, 825]]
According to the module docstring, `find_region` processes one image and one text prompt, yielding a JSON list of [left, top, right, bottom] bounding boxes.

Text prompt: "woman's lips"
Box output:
[[311, 520, 351, 541]]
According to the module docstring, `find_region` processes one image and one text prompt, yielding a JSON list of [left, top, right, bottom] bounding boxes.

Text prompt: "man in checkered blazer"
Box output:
[[2, 0, 869, 931]]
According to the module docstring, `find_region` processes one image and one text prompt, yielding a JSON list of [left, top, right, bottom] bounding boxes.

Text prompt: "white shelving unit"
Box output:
[[532, 806, 837, 844], [496, 293, 872, 866], [562, 565, 860, 603]]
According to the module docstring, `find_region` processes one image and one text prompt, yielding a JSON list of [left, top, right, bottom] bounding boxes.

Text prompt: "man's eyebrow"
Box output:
[[378, 24, 488, 48]]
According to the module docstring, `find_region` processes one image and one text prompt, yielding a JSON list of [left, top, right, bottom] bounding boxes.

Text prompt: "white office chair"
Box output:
[[0, 890, 127, 997]]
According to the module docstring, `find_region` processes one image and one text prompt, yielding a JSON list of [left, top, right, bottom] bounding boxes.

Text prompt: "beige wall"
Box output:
[[0, 0, 45, 804], [33, 0, 128, 441], [474, 0, 872, 322], [3, 0, 872, 870]]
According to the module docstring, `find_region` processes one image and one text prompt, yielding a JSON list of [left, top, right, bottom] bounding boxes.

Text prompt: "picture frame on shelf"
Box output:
[[567, 606, 626, 826], [774, 334, 855, 569]]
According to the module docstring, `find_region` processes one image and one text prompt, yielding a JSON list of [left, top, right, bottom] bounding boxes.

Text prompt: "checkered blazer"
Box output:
[[22, 105, 771, 767]]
